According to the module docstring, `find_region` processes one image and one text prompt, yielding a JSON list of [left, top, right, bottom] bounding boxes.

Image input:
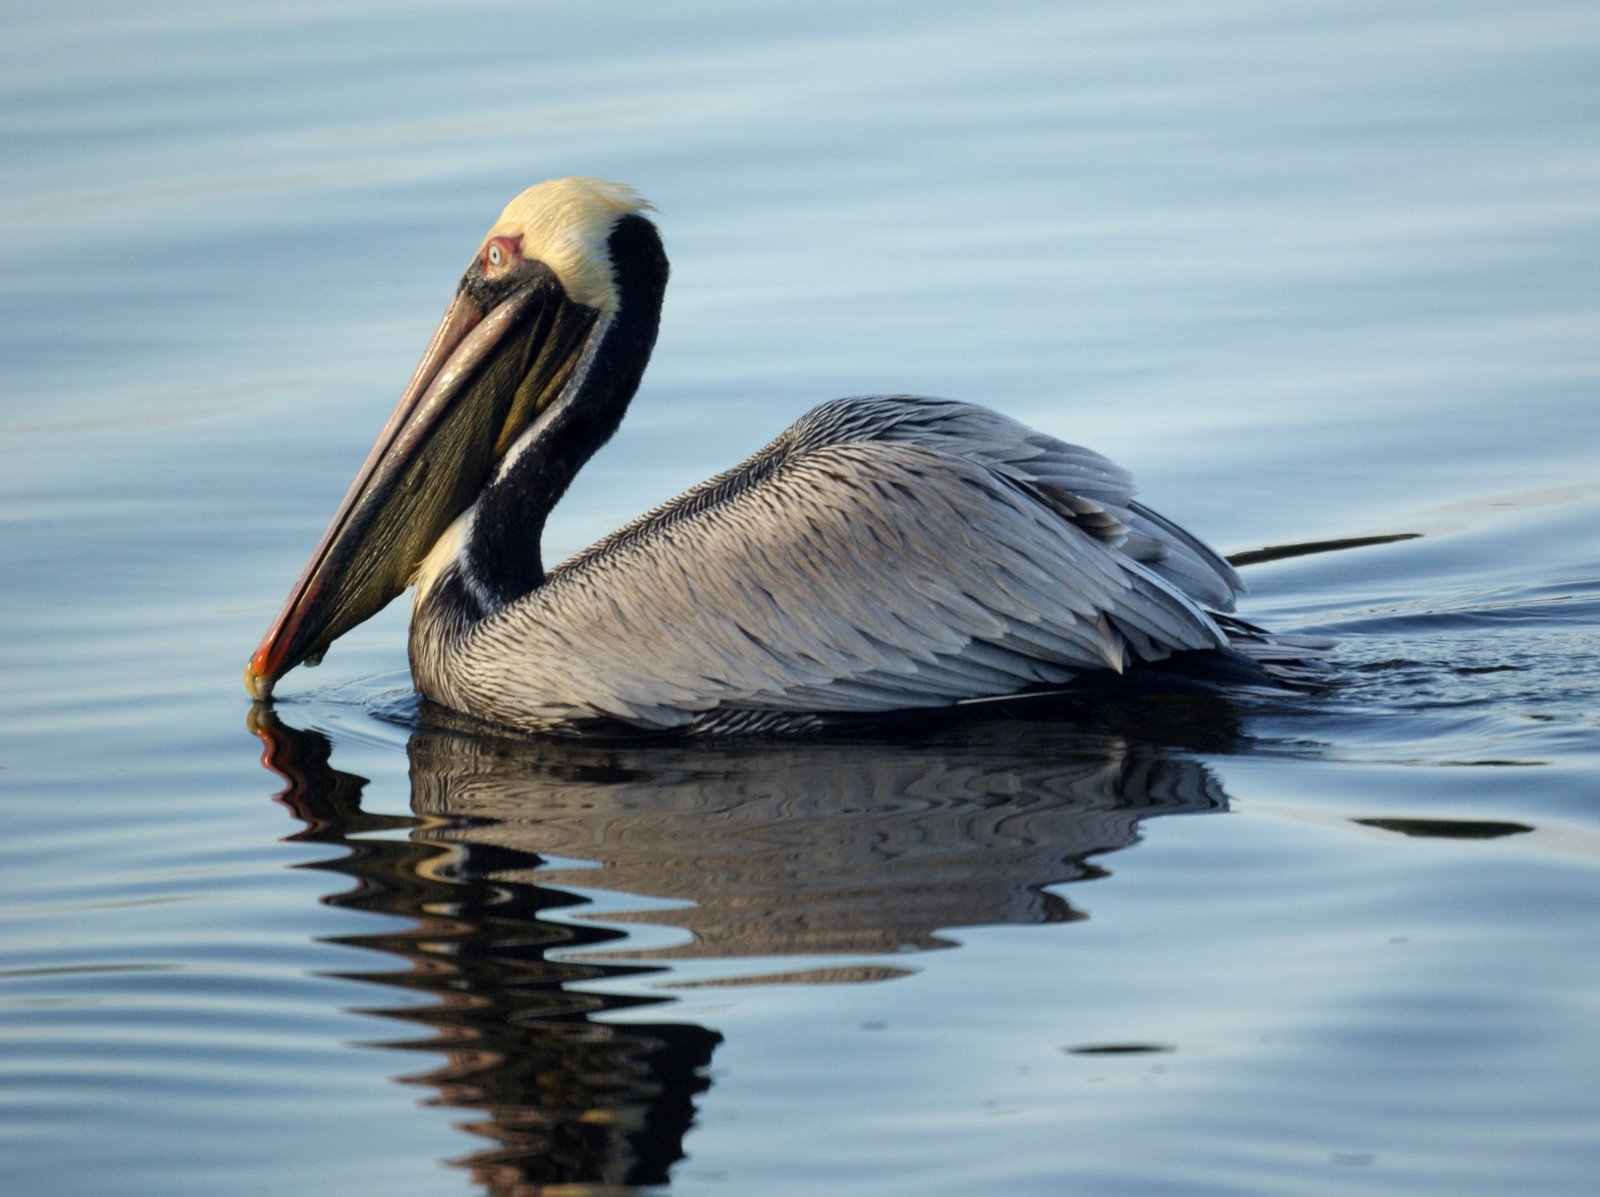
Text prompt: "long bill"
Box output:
[[245, 279, 594, 700]]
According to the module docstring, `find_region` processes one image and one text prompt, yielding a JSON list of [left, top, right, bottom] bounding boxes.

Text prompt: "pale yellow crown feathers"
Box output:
[[486, 178, 653, 317]]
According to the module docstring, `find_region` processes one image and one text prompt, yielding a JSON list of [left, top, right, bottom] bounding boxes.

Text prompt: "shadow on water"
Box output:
[[250, 703, 1243, 1194]]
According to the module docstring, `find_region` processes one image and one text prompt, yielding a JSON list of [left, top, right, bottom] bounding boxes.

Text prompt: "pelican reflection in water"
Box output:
[[252, 708, 1230, 1189], [247, 178, 1311, 733]]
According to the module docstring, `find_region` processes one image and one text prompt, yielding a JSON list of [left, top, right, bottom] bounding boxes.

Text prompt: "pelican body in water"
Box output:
[[248, 178, 1299, 735]]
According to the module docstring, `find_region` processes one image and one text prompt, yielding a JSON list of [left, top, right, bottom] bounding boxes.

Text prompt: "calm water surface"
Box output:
[[3, 2, 1598, 1194]]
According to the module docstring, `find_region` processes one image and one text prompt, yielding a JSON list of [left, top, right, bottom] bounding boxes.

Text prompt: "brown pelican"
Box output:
[[247, 177, 1301, 735]]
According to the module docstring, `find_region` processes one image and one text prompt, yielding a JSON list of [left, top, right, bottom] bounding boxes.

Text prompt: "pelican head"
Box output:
[[246, 178, 667, 699]]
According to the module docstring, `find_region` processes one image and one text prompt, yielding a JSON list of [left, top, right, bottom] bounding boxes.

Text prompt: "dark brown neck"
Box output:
[[460, 214, 670, 611]]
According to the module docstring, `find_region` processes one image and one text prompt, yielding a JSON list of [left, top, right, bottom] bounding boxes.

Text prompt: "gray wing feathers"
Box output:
[[830, 396, 1243, 610], [1124, 500, 1243, 611], [454, 397, 1239, 730]]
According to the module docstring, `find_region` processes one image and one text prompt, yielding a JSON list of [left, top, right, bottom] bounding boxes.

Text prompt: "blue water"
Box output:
[[3, 2, 1599, 1193]]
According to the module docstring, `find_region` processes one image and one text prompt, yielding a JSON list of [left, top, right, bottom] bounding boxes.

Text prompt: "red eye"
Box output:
[[482, 236, 519, 274]]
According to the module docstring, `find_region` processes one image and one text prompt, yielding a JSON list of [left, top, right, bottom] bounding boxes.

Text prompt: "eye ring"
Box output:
[[481, 236, 519, 275]]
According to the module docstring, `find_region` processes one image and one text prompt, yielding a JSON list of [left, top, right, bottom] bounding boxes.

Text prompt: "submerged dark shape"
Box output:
[[1354, 817, 1534, 840], [248, 177, 1317, 734], [1227, 530, 1422, 568]]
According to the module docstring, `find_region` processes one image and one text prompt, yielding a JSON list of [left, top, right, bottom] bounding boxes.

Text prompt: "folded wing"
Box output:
[[455, 397, 1242, 731]]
